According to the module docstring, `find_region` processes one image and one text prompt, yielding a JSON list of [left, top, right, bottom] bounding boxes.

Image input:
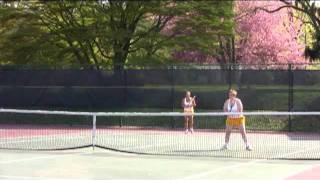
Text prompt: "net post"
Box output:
[[92, 114, 97, 151], [119, 116, 123, 127]]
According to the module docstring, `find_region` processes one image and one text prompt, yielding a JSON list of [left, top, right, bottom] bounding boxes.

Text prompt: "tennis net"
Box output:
[[0, 109, 320, 159]]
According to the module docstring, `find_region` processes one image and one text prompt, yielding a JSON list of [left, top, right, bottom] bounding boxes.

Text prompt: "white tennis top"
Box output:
[[183, 98, 193, 108], [227, 98, 243, 118]]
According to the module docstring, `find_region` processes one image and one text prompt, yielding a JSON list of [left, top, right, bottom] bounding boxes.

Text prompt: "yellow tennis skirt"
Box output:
[[226, 116, 245, 126], [184, 107, 194, 115]]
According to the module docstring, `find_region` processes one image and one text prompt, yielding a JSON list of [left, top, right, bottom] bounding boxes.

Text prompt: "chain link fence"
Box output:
[[0, 63, 319, 113]]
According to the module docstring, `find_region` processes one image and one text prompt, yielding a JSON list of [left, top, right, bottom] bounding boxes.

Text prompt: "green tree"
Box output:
[[0, 2, 64, 66], [0, 1, 235, 69], [169, 1, 234, 66]]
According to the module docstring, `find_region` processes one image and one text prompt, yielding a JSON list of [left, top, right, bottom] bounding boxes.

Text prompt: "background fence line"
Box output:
[[0, 63, 319, 114]]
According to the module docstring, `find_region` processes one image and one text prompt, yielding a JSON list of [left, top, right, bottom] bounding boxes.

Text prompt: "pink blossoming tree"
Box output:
[[171, 1, 308, 67], [235, 1, 307, 66]]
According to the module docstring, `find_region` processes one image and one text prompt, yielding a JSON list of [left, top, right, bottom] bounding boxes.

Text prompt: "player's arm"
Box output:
[[236, 99, 243, 112], [181, 98, 186, 108], [223, 100, 228, 112], [192, 96, 196, 107]]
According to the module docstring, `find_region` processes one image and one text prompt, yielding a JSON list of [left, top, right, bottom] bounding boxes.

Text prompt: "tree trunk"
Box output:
[[112, 39, 131, 71]]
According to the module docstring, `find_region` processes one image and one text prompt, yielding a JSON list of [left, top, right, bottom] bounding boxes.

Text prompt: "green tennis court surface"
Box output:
[[1, 110, 320, 179], [0, 148, 319, 180], [2, 126, 320, 159]]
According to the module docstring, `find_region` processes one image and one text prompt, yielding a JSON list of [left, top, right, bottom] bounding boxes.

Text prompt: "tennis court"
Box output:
[[3, 126, 320, 159], [1, 148, 320, 180], [1, 109, 320, 180], [2, 0, 320, 179]]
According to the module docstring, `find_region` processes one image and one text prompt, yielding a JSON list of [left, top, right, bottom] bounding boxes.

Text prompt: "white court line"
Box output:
[[0, 175, 87, 180], [176, 145, 320, 180], [0, 135, 89, 145], [0, 151, 92, 164], [123, 142, 178, 151]]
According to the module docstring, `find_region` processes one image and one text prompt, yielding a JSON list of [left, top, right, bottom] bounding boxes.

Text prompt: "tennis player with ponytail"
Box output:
[[182, 91, 196, 134]]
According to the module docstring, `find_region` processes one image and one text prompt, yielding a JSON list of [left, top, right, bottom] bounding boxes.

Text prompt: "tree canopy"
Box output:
[[235, 1, 306, 66], [2, 0, 319, 68], [0, 1, 235, 69]]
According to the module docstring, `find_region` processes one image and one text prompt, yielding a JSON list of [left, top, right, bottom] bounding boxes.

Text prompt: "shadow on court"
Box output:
[[0, 148, 319, 180]]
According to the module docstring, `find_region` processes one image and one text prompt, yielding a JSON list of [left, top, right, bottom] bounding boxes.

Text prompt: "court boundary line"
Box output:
[[176, 145, 320, 180], [0, 151, 92, 164], [0, 174, 88, 180], [0, 135, 90, 145], [123, 142, 179, 151]]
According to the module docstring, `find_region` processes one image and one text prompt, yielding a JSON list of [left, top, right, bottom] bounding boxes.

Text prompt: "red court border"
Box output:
[[285, 165, 320, 180], [1, 124, 320, 138]]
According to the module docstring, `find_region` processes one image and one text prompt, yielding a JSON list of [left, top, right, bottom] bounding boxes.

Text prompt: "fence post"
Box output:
[[123, 68, 127, 108], [288, 64, 293, 132], [92, 114, 97, 151], [171, 64, 175, 128]]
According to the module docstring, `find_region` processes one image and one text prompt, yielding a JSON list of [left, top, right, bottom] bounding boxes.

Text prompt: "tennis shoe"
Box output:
[[220, 144, 228, 150], [190, 128, 194, 134], [246, 145, 252, 151]]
